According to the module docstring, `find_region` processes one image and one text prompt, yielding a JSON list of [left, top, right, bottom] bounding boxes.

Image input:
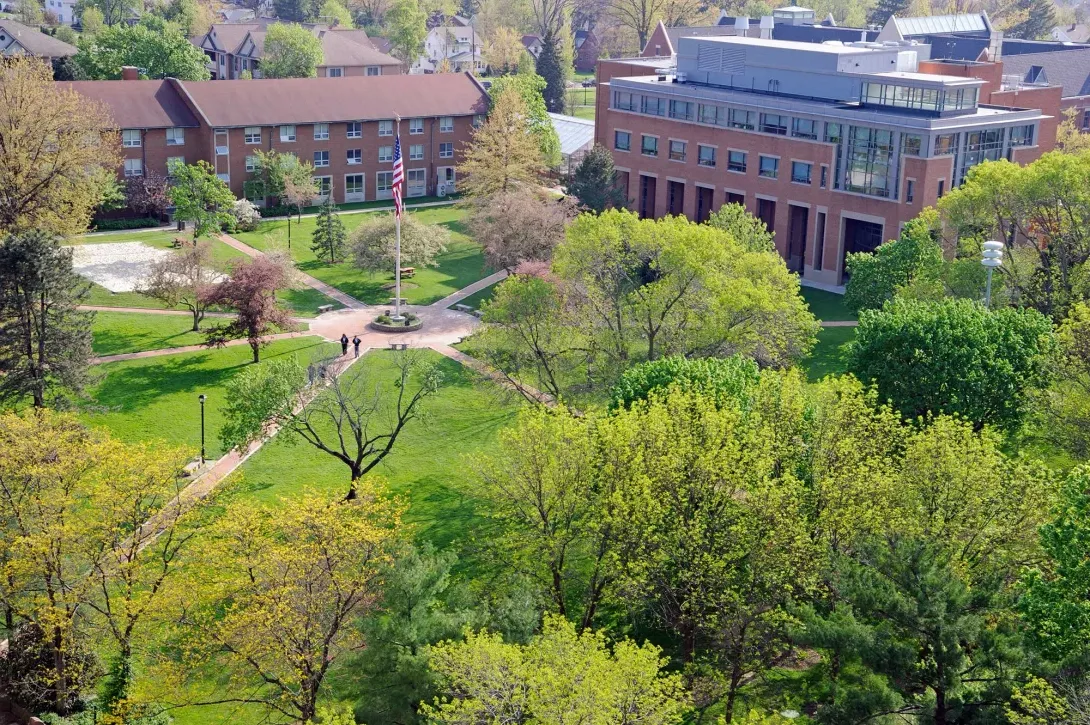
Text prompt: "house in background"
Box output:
[[219, 7, 256, 23], [522, 34, 543, 59], [414, 24, 484, 73], [193, 21, 403, 79], [0, 19, 76, 60], [521, 29, 601, 72], [1051, 23, 1090, 43]]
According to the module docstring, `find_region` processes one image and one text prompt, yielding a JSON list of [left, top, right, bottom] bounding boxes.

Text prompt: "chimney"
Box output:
[[120, 66, 139, 80], [760, 15, 774, 39]]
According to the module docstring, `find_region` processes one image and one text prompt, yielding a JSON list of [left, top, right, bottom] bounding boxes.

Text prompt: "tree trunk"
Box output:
[[345, 468, 362, 501], [724, 660, 744, 724], [935, 686, 947, 725], [251, 341, 260, 363], [53, 625, 69, 715], [191, 308, 202, 332]]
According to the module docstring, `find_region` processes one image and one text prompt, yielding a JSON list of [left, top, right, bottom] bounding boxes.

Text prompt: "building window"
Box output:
[[906, 178, 915, 202], [641, 135, 658, 156], [820, 165, 828, 188], [314, 123, 329, 140], [217, 173, 229, 183], [410, 144, 424, 160], [407, 168, 426, 196], [959, 128, 1004, 183], [641, 96, 666, 116], [376, 170, 393, 199], [698, 103, 723, 126], [669, 100, 693, 121], [845, 126, 895, 198], [123, 158, 143, 177], [122, 129, 141, 148], [379, 145, 393, 162], [327, 67, 344, 77], [1083, 110, 1090, 131], [166, 127, 185, 146], [760, 113, 788, 135], [245, 155, 257, 172], [379, 120, 393, 136], [345, 173, 364, 199], [366, 66, 380, 76], [347, 149, 362, 165], [439, 142, 454, 158], [758, 155, 778, 178], [902, 134, 923, 156], [438, 166, 456, 188], [698, 145, 716, 167], [409, 118, 424, 134], [314, 176, 331, 197], [1009, 124, 1034, 147], [439, 116, 454, 132], [938, 179, 945, 197], [245, 127, 261, 144], [669, 140, 686, 161], [728, 108, 755, 131], [613, 91, 637, 111], [280, 125, 296, 142], [727, 150, 747, 173], [313, 150, 329, 167], [934, 133, 958, 155], [791, 161, 812, 184], [473, 114, 485, 128], [615, 130, 631, 151], [791, 118, 817, 140], [726, 191, 744, 206], [347, 122, 362, 139]]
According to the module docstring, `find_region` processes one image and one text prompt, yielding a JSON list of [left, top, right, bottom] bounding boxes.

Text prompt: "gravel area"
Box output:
[[69, 242, 174, 292]]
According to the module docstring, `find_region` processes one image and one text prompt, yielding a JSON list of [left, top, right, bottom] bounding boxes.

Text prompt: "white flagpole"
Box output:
[[394, 115, 402, 321]]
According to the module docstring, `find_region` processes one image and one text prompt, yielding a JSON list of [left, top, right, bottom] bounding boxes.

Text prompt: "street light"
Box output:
[[981, 240, 1004, 308], [198, 394, 206, 465]]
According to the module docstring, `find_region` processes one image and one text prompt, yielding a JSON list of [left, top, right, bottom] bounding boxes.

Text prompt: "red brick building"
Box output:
[[66, 73, 488, 207], [596, 36, 1061, 286]]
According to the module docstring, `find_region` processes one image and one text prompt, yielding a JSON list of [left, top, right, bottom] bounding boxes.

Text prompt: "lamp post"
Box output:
[[981, 240, 1004, 308], [198, 394, 206, 465]]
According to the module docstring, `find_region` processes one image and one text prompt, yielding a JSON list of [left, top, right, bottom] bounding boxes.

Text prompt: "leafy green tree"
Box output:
[[459, 86, 547, 198], [1036, 302, 1090, 459], [567, 143, 627, 214], [1007, 0, 1056, 40], [79, 5, 105, 33], [488, 72, 560, 167], [609, 354, 762, 410], [262, 22, 324, 78], [706, 202, 775, 253], [386, 0, 427, 62], [844, 209, 944, 313], [73, 19, 210, 79], [0, 231, 93, 408], [350, 212, 450, 275], [77, 0, 138, 26], [310, 195, 347, 264], [535, 30, 565, 113], [168, 160, 236, 240], [848, 297, 1055, 430], [866, 0, 909, 25], [320, 0, 354, 26], [273, 0, 316, 21], [421, 615, 689, 724]]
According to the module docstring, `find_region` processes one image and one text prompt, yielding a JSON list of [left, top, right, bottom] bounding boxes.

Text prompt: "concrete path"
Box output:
[[80, 305, 236, 319], [90, 331, 309, 364], [431, 343, 555, 405], [308, 304, 479, 347], [431, 269, 508, 309], [820, 320, 859, 327]]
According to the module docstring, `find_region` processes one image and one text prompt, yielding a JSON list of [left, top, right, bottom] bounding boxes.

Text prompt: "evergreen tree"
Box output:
[[535, 31, 566, 113], [866, 0, 909, 27], [311, 195, 347, 264], [1007, 0, 1057, 40], [567, 143, 628, 213]]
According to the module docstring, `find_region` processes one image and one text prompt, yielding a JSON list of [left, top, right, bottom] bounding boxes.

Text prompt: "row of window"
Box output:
[[290, 142, 455, 169], [301, 168, 457, 199], [123, 128, 186, 147]]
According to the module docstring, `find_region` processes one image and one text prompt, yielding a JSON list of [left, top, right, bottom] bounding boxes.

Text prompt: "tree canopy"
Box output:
[[262, 22, 324, 78], [73, 19, 210, 80]]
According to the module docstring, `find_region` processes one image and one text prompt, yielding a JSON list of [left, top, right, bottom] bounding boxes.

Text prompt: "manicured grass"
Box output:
[[285, 194, 459, 216], [457, 280, 499, 311], [80, 336, 337, 459], [800, 286, 856, 321], [236, 207, 493, 305], [570, 105, 596, 121], [565, 86, 596, 120], [802, 326, 856, 381], [91, 311, 208, 356]]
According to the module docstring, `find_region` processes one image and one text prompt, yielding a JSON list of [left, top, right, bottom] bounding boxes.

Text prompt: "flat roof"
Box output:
[[863, 70, 985, 86], [692, 34, 879, 54]]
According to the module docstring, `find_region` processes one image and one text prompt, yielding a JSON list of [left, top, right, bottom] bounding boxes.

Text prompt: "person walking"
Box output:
[[340, 333, 349, 356], [352, 335, 361, 358]]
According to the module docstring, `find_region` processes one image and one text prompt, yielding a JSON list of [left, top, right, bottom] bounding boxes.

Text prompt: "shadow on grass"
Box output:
[[91, 328, 202, 357]]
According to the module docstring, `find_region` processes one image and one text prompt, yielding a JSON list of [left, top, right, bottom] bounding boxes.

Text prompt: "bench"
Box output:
[[472, 309, 484, 318], [453, 303, 473, 313], [399, 267, 416, 278], [389, 342, 409, 351], [388, 297, 408, 305], [317, 304, 335, 314]]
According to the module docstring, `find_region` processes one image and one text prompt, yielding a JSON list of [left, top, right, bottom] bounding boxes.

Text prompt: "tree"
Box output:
[[164, 486, 400, 722], [0, 412, 194, 715], [567, 143, 628, 213], [458, 87, 547, 198], [1036, 302, 1090, 459], [422, 615, 689, 723], [262, 22, 324, 78], [203, 253, 298, 362], [489, 72, 562, 166], [866, 0, 909, 25], [468, 188, 574, 271], [218, 352, 443, 500], [311, 194, 347, 263], [386, 0, 428, 62], [0, 231, 93, 408], [282, 168, 318, 247], [485, 26, 526, 74], [78, 0, 139, 26], [321, 0, 354, 25], [273, 0, 317, 21], [843, 208, 944, 313], [848, 297, 1055, 430], [16, 0, 43, 24], [124, 171, 171, 219], [140, 241, 220, 331], [606, 0, 668, 50], [72, 20, 210, 80], [1006, 0, 1056, 39], [168, 160, 236, 241], [79, 6, 105, 34], [608, 354, 762, 410], [350, 211, 451, 275], [706, 202, 775, 253], [245, 149, 316, 246], [0, 57, 119, 237], [535, 31, 566, 113]]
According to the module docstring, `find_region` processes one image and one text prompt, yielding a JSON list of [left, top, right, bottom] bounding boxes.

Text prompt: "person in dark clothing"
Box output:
[[352, 335, 362, 358], [340, 333, 349, 356]]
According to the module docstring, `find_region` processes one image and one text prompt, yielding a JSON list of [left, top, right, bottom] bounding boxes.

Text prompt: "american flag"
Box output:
[[392, 133, 404, 220]]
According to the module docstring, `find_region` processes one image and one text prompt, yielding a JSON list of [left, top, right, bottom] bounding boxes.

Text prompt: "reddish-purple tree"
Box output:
[[203, 254, 297, 362], [124, 173, 171, 219]]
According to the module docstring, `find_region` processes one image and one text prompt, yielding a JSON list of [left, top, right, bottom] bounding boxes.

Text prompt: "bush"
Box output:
[[231, 198, 262, 232], [92, 217, 162, 231], [259, 203, 296, 218], [0, 623, 101, 714], [609, 355, 762, 411]]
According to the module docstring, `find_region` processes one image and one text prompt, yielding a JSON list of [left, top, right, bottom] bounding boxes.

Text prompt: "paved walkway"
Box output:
[[431, 344, 555, 405], [80, 305, 236, 319], [308, 304, 479, 347], [820, 320, 859, 327], [90, 331, 308, 364], [431, 269, 508, 309]]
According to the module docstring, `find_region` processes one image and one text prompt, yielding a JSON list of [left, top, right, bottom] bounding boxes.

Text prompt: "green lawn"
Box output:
[[80, 336, 337, 459], [236, 207, 493, 306], [457, 280, 499, 311], [802, 326, 856, 381], [91, 311, 208, 356], [800, 286, 856, 321], [565, 86, 596, 120]]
